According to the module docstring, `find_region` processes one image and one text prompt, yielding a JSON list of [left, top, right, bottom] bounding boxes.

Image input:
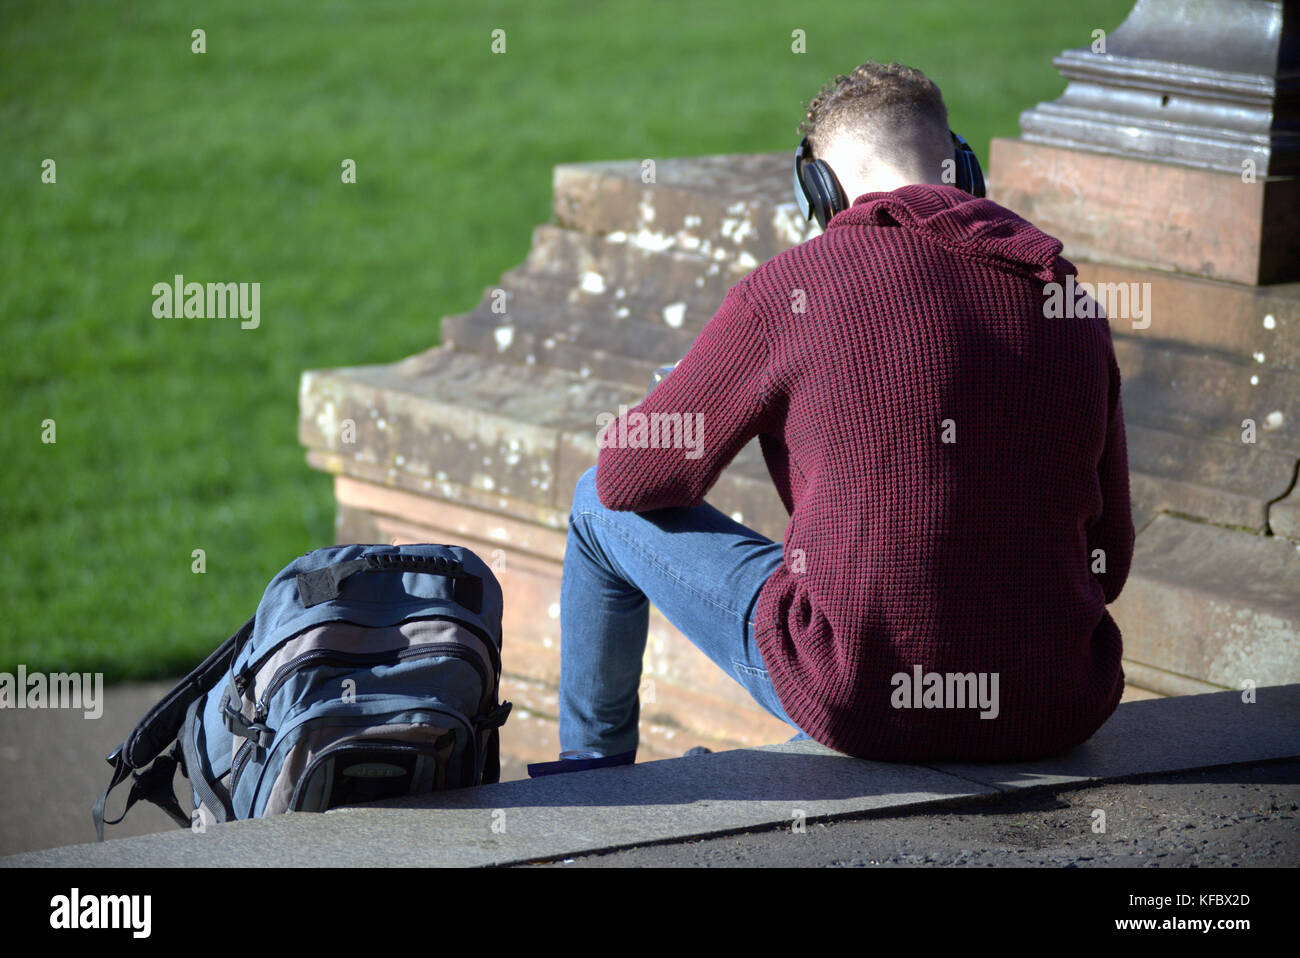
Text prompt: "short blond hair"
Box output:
[[799, 61, 950, 173]]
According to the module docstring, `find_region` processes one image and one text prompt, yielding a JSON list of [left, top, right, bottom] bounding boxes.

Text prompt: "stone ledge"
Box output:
[[6, 685, 1295, 868]]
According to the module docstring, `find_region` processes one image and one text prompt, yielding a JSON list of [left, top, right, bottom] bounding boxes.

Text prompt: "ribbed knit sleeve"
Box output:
[[595, 283, 775, 512], [1088, 341, 1135, 604]]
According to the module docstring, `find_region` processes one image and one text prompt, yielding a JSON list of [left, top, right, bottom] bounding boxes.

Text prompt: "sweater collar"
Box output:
[[827, 184, 1072, 282]]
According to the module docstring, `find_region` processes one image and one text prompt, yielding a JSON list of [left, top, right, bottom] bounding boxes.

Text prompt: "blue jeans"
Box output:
[[557, 465, 810, 759]]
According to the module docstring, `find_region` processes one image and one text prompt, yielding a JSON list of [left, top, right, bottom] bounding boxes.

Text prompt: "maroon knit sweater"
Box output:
[[595, 184, 1133, 762]]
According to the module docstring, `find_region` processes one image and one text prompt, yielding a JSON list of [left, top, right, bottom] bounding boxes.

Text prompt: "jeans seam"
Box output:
[[571, 507, 751, 625]]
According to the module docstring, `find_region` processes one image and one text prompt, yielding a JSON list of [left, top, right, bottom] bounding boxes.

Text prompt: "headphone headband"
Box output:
[[794, 130, 985, 230]]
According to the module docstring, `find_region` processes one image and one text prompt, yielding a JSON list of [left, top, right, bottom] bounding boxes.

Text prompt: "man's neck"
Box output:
[[843, 171, 945, 207]]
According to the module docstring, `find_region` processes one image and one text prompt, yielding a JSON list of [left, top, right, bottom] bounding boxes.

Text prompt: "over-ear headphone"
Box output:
[[793, 131, 986, 230]]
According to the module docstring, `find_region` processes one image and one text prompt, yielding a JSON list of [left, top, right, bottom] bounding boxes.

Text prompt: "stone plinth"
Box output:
[[989, 139, 1300, 285]]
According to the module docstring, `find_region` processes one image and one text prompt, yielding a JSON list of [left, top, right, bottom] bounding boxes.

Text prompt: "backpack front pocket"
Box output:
[[290, 733, 459, 812], [247, 703, 477, 816]]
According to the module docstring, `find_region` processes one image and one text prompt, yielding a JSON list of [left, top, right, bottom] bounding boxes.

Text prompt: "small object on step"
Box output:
[[684, 746, 712, 757], [527, 749, 637, 778]]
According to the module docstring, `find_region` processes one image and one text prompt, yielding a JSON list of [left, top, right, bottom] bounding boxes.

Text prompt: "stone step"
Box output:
[[504, 224, 747, 321], [552, 153, 818, 263], [1075, 260, 1300, 372], [1126, 423, 1298, 533], [492, 269, 726, 338], [300, 344, 792, 538], [1114, 332, 1300, 457], [300, 345, 643, 513], [441, 298, 698, 388], [1109, 514, 1300, 692]]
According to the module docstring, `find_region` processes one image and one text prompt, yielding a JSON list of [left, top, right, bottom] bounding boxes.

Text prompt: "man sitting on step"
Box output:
[[528, 61, 1133, 777]]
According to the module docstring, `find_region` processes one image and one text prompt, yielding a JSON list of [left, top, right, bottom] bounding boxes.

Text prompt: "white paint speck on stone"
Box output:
[[772, 202, 807, 247], [494, 326, 515, 351], [580, 271, 606, 294], [1263, 314, 1276, 330], [629, 228, 674, 251], [663, 302, 686, 328], [724, 217, 755, 245]]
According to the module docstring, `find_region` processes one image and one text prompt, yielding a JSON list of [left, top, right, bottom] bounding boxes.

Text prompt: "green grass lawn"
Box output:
[[0, 0, 1135, 682]]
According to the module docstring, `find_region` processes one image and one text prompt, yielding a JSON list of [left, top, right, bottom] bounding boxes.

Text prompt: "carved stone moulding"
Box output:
[[1019, 0, 1298, 176]]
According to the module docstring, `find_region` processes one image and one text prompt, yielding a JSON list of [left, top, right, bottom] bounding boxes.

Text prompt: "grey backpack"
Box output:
[[94, 543, 512, 839]]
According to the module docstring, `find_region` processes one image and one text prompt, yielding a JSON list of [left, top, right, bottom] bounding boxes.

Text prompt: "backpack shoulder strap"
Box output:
[[93, 615, 255, 841]]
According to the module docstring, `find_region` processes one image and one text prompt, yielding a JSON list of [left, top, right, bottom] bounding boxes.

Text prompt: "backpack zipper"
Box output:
[[253, 643, 490, 721], [231, 738, 254, 789], [234, 615, 500, 697]]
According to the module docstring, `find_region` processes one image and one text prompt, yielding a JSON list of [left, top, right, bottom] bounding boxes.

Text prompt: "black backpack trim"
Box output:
[[296, 553, 483, 614], [92, 615, 255, 841]]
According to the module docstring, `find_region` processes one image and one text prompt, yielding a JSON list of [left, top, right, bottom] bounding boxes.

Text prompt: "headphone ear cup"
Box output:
[[950, 132, 987, 198], [801, 160, 848, 229], [963, 153, 986, 198]]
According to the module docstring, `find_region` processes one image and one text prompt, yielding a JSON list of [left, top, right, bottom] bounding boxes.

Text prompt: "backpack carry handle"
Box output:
[[296, 552, 483, 614]]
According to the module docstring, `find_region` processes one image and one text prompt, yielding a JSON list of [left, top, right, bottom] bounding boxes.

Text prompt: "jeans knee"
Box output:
[[570, 464, 601, 516]]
